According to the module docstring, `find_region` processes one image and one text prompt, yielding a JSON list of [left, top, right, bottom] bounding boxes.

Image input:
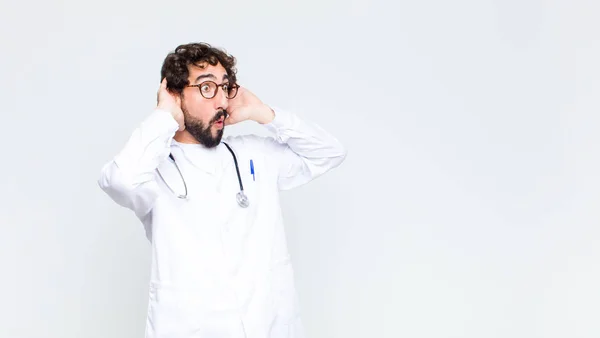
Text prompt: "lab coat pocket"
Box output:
[[219, 162, 260, 226], [239, 164, 259, 207], [147, 282, 183, 337], [146, 281, 241, 338], [269, 257, 300, 331], [146, 282, 205, 337], [238, 155, 264, 204]]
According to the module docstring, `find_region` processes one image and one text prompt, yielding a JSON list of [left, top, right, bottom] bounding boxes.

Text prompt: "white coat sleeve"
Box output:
[[262, 108, 347, 190], [97, 108, 179, 218]]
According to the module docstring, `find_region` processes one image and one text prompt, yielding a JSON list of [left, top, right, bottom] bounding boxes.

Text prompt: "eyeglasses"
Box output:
[[186, 81, 240, 99]]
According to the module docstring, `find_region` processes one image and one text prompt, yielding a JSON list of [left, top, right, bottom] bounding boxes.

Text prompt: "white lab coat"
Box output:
[[98, 107, 346, 338]]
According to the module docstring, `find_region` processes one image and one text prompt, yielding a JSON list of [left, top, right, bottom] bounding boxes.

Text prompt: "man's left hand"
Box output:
[[225, 86, 275, 125]]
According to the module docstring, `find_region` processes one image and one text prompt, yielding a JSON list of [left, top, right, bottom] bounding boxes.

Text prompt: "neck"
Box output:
[[174, 130, 201, 145], [173, 130, 221, 150]]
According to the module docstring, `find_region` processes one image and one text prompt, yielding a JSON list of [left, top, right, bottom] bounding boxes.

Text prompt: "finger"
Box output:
[[159, 79, 166, 94], [224, 115, 235, 126], [157, 79, 164, 100]]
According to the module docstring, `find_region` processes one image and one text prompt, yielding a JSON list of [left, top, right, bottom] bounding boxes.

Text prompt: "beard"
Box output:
[[181, 105, 226, 148]]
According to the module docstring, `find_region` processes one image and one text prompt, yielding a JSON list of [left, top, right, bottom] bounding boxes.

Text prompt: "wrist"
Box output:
[[157, 104, 173, 115], [253, 104, 275, 124]]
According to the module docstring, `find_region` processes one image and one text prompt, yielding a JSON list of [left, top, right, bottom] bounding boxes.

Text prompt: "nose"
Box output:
[[215, 86, 228, 110]]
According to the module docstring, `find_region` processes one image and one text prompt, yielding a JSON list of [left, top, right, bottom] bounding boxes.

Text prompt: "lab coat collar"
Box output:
[[170, 140, 231, 175]]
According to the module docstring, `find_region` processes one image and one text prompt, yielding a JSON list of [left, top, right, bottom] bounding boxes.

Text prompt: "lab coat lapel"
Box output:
[[215, 156, 239, 226], [171, 142, 223, 175]]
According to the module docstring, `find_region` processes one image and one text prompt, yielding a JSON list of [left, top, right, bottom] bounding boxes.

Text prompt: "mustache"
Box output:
[[210, 109, 228, 124]]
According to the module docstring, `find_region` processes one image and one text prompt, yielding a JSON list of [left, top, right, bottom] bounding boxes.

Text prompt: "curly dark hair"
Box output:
[[160, 42, 237, 95]]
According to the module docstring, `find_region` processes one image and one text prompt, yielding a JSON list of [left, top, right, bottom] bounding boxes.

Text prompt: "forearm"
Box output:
[[98, 108, 179, 214], [110, 109, 179, 183], [264, 108, 347, 189]]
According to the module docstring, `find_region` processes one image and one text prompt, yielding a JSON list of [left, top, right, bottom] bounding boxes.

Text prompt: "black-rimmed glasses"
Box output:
[[187, 81, 240, 99]]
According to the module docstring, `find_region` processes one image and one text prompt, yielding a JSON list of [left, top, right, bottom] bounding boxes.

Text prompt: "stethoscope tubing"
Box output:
[[156, 142, 248, 207]]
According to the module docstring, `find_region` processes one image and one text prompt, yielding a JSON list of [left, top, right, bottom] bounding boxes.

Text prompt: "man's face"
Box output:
[[180, 62, 230, 148]]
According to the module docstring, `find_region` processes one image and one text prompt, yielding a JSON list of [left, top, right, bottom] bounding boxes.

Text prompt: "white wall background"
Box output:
[[1, 0, 599, 337]]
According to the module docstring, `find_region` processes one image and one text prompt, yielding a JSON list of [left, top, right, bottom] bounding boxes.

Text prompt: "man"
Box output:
[[98, 42, 346, 338]]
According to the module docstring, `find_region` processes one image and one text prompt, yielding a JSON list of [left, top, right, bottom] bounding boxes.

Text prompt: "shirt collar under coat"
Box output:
[[170, 140, 233, 176]]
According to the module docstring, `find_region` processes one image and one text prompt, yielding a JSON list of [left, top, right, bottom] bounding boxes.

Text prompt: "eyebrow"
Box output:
[[194, 73, 230, 84]]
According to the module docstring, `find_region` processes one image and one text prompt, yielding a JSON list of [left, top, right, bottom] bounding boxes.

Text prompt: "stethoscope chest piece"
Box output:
[[236, 191, 249, 208]]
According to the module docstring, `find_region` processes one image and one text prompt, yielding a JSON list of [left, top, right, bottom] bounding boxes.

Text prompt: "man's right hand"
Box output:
[[157, 78, 185, 131]]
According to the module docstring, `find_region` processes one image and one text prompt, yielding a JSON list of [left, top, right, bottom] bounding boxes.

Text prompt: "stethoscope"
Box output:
[[156, 142, 249, 208]]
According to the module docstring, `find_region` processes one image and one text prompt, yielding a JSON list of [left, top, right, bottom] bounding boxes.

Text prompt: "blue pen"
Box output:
[[250, 159, 255, 181]]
